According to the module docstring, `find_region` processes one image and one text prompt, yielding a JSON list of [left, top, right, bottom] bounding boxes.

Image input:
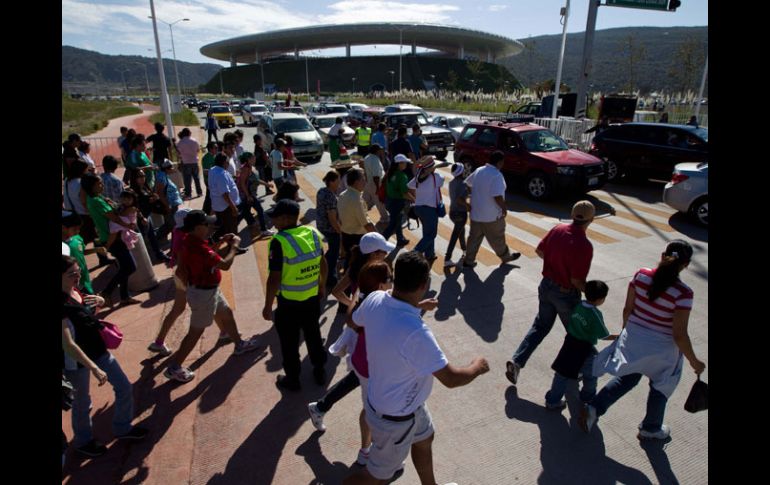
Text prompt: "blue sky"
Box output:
[[62, 0, 708, 66]]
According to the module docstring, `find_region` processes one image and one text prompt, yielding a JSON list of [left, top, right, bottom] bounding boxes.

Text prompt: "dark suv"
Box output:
[[454, 121, 606, 200], [589, 123, 708, 182]]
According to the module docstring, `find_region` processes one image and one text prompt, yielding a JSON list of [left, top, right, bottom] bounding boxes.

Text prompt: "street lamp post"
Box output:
[[120, 69, 129, 95], [352, 77, 356, 92], [133, 62, 151, 97], [150, 16, 189, 106], [388, 70, 395, 92], [552, 0, 570, 120], [148, 0, 175, 137], [430, 74, 436, 91]]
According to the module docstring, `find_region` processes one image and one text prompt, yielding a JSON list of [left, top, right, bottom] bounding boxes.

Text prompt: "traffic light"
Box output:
[[668, 0, 681, 10]]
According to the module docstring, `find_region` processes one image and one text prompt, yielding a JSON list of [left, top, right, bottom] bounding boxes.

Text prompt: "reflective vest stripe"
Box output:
[[280, 280, 319, 292], [280, 231, 323, 264], [273, 227, 323, 301], [356, 127, 371, 145]]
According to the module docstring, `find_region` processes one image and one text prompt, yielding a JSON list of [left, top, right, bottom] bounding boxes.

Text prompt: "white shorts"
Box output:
[[186, 286, 230, 329], [365, 402, 434, 480]]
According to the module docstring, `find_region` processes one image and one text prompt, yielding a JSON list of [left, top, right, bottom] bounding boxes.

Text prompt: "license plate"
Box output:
[[588, 177, 598, 186]]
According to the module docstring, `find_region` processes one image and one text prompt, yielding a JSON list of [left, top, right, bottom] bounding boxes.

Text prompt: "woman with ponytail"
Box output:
[[580, 239, 706, 440]]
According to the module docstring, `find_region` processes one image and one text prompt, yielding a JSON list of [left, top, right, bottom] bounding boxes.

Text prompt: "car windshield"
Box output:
[[325, 106, 347, 113], [210, 107, 230, 114], [520, 129, 568, 152], [692, 127, 708, 142], [274, 118, 314, 133], [448, 118, 469, 128], [315, 118, 336, 128], [250, 106, 267, 112], [390, 114, 430, 127]]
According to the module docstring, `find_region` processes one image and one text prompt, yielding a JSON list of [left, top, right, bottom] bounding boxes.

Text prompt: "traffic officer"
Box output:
[[262, 199, 329, 391], [355, 123, 372, 157]]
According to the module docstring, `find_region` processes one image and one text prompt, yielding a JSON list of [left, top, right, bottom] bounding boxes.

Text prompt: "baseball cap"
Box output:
[[266, 199, 300, 218], [182, 209, 217, 232], [571, 200, 596, 222], [393, 154, 412, 164], [174, 207, 192, 229], [359, 232, 396, 255], [451, 163, 464, 177]]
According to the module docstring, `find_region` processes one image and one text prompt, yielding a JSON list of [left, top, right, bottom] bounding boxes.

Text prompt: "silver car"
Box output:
[[663, 161, 708, 226], [258, 113, 325, 163], [431, 116, 471, 142]]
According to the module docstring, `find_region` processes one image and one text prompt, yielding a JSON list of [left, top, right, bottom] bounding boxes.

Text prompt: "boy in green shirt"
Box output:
[[62, 211, 106, 295], [545, 280, 617, 410]]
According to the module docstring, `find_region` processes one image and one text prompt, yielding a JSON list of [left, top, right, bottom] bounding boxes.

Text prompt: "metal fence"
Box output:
[[80, 137, 122, 170]]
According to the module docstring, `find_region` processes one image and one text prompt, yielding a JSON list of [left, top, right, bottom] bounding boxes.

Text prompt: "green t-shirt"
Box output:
[[202, 152, 216, 185], [127, 151, 155, 188], [386, 170, 409, 199], [86, 195, 113, 245], [67, 235, 93, 294], [566, 302, 609, 345]]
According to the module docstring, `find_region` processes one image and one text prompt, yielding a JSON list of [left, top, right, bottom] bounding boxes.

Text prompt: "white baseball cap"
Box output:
[[174, 207, 192, 229], [393, 154, 412, 164], [359, 232, 396, 255]]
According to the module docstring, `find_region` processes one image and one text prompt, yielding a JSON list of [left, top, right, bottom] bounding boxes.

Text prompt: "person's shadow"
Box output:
[[439, 265, 513, 342], [504, 387, 655, 484]]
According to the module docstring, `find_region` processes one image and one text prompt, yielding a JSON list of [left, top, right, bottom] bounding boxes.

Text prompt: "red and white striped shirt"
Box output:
[[627, 268, 693, 335]]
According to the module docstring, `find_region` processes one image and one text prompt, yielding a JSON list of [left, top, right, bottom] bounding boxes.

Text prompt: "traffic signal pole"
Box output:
[[574, 0, 600, 119]]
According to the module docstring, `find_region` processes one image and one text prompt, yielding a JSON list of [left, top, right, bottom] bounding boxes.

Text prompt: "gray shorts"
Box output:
[[186, 286, 230, 329], [365, 402, 434, 480]]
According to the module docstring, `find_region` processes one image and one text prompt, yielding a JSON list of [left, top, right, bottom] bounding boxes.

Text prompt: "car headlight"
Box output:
[[557, 166, 576, 175]]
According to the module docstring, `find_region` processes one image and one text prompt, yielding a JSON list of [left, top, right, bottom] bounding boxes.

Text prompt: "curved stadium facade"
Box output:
[[200, 23, 525, 94]]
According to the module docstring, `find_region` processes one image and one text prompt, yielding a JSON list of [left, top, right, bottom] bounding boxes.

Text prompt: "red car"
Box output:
[[454, 121, 606, 200]]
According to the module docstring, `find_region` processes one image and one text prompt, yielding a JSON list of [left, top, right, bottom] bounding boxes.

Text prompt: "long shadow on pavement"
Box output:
[[504, 386, 654, 485]]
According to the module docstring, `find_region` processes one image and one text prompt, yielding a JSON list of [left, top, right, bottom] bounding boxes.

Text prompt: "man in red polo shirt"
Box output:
[[506, 200, 596, 386], [164, 210, 261, 383]]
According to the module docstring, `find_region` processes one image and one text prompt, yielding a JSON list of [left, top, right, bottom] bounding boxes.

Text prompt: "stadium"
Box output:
[[199, 23, 525, 95]]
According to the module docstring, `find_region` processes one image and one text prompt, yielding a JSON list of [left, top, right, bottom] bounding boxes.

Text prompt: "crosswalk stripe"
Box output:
[[612, 208, 675, 232], [591, 217, 651, 238], [294, 170, 318, 205], [592, 192, 675, 219], [219, 268, 235, 311], [253, 238, 271, 292], [435, 220, 501, 266]]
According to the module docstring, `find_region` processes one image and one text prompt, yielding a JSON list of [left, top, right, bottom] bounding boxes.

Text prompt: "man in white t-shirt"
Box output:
[[361, 144, 389, 225], [462, 150, 520, 268], [343, 251, 489, 485]]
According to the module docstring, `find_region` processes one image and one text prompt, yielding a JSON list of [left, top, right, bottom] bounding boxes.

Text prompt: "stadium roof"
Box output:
[[200, 23, 523, 64]]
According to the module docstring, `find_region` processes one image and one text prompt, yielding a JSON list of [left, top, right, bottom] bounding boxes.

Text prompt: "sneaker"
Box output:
[[579, 404, 598, 433], [638, 424, 671, 440], [260, 229, 275, 237], [505, 361, 520, 385], [500, 252, 521, 264], [443, 259, 455, 268], [545, 399, 567, 411], [356, 447, 369, 466], [307, 402, 327, 432], [218, 332, 239, 344], [233, 336, 261, 355], [164, 366, 195, 383], [462, 260, 477, 268], [276, 375, 301, 391], [235, 247, 249, 255], [116, 426, 149, 441], [313, 367, 327, 386], [76, 440, 107, 457], [147, 342, 173, 357]]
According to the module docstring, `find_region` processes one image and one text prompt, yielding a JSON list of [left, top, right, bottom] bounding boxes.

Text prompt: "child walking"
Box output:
[[444, 163, 470, 268], [545, 280, 617, 409]]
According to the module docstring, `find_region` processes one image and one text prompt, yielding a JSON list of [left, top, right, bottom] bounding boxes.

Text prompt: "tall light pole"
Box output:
[[148, 0, 174, 137], [119, 69, 130, 95], [132, 62, 151, 97], [352, 77, 356, 92], [398, 28, 403, 91], [150, 16, 189, 105], [388, 70, 395, 91], [551, 0, 570, 120], [693, 55, 708, 121]]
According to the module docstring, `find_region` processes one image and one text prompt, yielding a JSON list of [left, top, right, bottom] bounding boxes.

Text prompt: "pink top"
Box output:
[[176, 137, 200, 165], [169, 228, 187, 267], [351, 328, 368, 378], [627, 268, 693, 336]]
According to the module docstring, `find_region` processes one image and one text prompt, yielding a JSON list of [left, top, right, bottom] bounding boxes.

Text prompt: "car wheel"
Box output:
[[690, 197, 708, 226], [605, 158, 622, 182], [526, 172, 552, 201], [436, 150, 448, 161]]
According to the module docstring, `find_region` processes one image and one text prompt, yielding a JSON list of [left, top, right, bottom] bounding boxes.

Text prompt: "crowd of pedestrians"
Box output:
[[61, 116, 705, 483]]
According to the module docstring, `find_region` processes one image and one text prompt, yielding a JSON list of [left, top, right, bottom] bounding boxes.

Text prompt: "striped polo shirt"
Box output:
[[627, 268, 693, 335]]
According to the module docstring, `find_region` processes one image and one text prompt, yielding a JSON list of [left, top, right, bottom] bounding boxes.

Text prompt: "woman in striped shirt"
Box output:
[[580, 240, 706, 440]]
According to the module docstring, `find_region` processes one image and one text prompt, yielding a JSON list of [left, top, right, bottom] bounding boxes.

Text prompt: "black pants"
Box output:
[[102, 239, 136, 300], [357, 145, 370, 157], [316, 370, 360, 413], [214, 208, 238, 242], [207, 129, 219, 143], [341, 232, 364, 270], [203, 181, 212, 215], [274, 295, 327, 382]]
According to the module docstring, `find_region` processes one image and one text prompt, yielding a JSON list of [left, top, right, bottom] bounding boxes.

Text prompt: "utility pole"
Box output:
[[574, 0, 600, 119], [149, 0, 174, 138], [551, 0, 570, 120], [693, 55, 708, 120], [398, 28, 403, 91]]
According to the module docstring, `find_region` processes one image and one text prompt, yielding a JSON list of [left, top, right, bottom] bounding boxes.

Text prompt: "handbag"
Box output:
[[98, 320, 124, 349], [683, 376, 708, 413], [433, 174, 446, 218]]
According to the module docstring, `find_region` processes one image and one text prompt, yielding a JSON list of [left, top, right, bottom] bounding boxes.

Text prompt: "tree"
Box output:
[[667, 35, 706, 94], [617, 34, 647, 93], [446, 70, 461, 92]]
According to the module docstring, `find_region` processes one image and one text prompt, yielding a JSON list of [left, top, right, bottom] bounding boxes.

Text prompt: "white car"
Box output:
[[663, 161, 708, 226], [310, 114, 356, 148], [431, 116, 471, 142], [241, 104, 269, 125]]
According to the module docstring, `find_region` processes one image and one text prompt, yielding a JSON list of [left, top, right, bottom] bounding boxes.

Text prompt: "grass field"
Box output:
[[62, 95, 142, 141], [149, 108, 200, 128]]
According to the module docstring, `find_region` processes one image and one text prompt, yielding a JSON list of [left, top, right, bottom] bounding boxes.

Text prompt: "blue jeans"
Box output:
[[413, 205, 439, 258], [590, 374, 668, 432], [382, 198, 407, 243], [64, 353, 134, 447], [512, 278, 581, 367], [545, 349, 598, 405], [322, 231, 341, 287]]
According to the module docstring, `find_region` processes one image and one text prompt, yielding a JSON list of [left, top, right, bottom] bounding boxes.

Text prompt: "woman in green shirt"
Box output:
[[80, 174, 139, 306], [381, 154, 415, 246], [125, 135, 157, 189]]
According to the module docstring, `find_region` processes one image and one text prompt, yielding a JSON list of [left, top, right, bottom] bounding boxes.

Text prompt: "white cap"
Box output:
[[62, 241, 71, 256], [393, 154, 412, 164], [451, 163, 464, 177], [359, 232, 396, 255], [174, 207, 192, 229]]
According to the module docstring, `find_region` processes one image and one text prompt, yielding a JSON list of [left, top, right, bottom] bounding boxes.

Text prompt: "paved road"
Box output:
[[63, 109, 707, 485]]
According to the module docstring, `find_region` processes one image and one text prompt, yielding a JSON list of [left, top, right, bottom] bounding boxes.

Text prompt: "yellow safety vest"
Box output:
[[356, 127, 372, 146], [273, 226, 323, 301]]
